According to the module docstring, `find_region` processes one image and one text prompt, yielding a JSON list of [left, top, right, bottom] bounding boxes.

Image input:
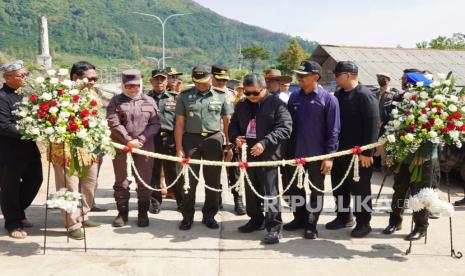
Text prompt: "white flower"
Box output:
[[418, 102, 426, 108], [59, 112, 70, 119], [437, 73, 447, 80], [416, 81, 424, 87], [89, 121, 97, 128], [431, 81, 440, 88], [387, 135, 396, 143], [47, 69, 56, 76], [62, 80, 74, 88], [429, 130, 438, 138], [407, 114, 415, 121], [434, 95, 445, 102], [456, 121, 464, 127], [391, 109, 399, 115], [424, 74, 433, 80], [449, 130, 460, 140], [30, 128, 40, 136], [420, 92, 429, 99], [443, 87, 450, 94], [448, 104, 458, 112], [44, 127, 54, 135], [434, 118, 443, 126], [61, 101, 70, 107], [69, 89, 79, 96], [419, 114, 428, 123], [40, 92, 52, 101], [50, 78, 59, 85], [431, 107, 438, 113], [450, 95, 458, 102], [444, 80, 451, 86], [99, 120, 108, 127], [35, 77, 45, 84], [18, 110, 28, 118], [403, 92, 412, 99], [57, 68, 69, 76], [76, 129, 88, 139], [404, 133, 414, 142], [393, 120, 401, 128], [49, 107, 59, 114], [56, 126, 67, 134], [25, 117, 33, 123]]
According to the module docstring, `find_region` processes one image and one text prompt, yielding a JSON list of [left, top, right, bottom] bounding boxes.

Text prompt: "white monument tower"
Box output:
[[37, 16, 52, 69]]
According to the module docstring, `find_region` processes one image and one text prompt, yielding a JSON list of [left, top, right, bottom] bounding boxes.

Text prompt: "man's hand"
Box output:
[[176, 149, 185, 159], [235, 136, 246, 149], [250, 143, 265, 157], [360, 155, 373, 168], [320, 159, 333, 174], [127, 139, 143, 149], [224, 149, 233, 162]]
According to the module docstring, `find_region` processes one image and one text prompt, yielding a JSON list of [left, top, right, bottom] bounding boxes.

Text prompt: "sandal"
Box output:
[[9, 228, 27, 239]]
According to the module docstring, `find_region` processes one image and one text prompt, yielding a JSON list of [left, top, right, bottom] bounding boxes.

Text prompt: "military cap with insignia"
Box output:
[[211, 64, 230, 80], [166, 67, 183, 76], [151, 68, 168, 78], [191, 66, 211, 83]]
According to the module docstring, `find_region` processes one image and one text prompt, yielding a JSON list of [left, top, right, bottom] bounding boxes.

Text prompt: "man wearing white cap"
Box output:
[[0, 60, 43, 239]]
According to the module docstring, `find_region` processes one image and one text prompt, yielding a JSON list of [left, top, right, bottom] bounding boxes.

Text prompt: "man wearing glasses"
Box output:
[[229, 73, 292, 244], [284, 61, 340, 240], [326, 61, 379, 238], [0, 60, 43, 239]]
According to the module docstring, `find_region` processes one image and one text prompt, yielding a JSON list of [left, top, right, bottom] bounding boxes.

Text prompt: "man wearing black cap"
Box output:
[[0, 60, 43, 239], [147, 69, 183, 214], [326, 61, 379, 238], [284, 60, 340, 239], [175, 66, 234, 230], [211, 64, 246, 215]]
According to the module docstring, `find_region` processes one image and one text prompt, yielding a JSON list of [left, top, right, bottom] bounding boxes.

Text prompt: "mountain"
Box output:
[[0, 0, 317, 72]]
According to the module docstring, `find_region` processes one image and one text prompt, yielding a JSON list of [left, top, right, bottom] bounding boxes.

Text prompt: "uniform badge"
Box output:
[[189, 111, 194, 117]]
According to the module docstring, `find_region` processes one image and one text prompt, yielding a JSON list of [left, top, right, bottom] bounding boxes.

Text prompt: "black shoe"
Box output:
[[351, 224, 372, 238], [405, 229, 426, 241], [202, 217, 219, 229], [233, 195, 246, 216], [149, 200, 161, 214], [238, 220, 265, 233], [283, 218, 306, 231], [179, 218, 193, 230], [263, 230, 282, 244], [304, 224, 318, 240], [325, 217, 355, 230], [454, 198, 465, 207], [382, 224, 402, 235], [91, 204, 108, 212], [137, 212, 149, 227]]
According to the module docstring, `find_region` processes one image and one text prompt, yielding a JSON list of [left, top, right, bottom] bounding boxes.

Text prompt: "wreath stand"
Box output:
[[43, 143, 87, 254]]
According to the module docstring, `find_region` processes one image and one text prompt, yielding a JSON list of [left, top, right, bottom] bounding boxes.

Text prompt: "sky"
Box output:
[[193, 0, 465, 48]]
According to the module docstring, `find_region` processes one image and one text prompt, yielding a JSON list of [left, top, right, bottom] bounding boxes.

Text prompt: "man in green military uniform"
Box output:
[[175, 66, 234, 230], [166, 67, 183, 93], [211, 64, 246, 215], [147, 69, 183, 214]]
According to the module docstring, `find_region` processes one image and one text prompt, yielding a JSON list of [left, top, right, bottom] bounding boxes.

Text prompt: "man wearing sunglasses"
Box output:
[[284, 60, 340, 240], [0, 60, 43, 239], [326, 61, 380, 238], [229, 73, 292, 244]]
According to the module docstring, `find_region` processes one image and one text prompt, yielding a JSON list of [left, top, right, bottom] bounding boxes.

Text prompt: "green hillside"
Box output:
[[0, 0, 316, 72]]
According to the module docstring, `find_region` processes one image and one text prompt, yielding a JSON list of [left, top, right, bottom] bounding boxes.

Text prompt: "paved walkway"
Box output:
[[1, 156, 464, 276]]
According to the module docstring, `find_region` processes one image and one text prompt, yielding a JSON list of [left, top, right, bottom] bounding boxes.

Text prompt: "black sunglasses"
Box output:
[[87, 77, 99, 82], [244, 91, 261, 97]]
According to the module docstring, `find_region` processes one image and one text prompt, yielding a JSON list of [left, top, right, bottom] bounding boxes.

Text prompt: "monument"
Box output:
[[36, 16, 52, 69]]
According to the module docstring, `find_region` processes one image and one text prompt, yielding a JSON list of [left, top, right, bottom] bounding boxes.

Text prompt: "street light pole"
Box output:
[[134, 12, 190, 69], [144, 56, 173, 69]]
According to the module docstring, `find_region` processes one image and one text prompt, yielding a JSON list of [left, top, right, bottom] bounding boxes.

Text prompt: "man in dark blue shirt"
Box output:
[[284, 61, 340, 239]]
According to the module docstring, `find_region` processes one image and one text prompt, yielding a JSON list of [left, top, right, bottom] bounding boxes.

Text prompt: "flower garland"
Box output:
[[409, 188, 455, 217], [46, 188, 81, 213]]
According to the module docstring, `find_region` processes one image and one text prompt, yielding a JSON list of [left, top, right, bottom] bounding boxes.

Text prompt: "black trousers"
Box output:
[[182, 132, 223, 219], [226, 151, 241, 197], [151, 133, 183, 207], [245, 165, 282, 231], [0, 158, 43, 231], [331, 156, 373, 225], [389, 159, 437, 231], [286, 161, 326, 226]]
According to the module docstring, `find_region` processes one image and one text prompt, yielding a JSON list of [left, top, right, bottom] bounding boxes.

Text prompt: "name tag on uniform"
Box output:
[[165, 100, 176, 111]]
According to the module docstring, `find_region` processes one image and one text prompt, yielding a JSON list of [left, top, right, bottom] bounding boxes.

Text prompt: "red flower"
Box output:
[[68, 121, 79, 132], [437, 107, 442, 113], [39, 102, 50, 112], [90, 100, 98, 107], [441, 128, 449, 134], [91, 109, 98, 116], [49, 117, 57, 124], [72, 95, 80, 103], [82, 119, 89, 127], [453, 113, 462, 120], [70, 115, 76, 121], [38, 111, 47, 119], [80, 109, 90, 118], [460, 125, 465, 132], [399, 130, 405, 136], [352, 146, 363, 155], [422, 109, 428, 115], [404, 110, 411, 115], [57, 89, 65, 95], [29, 95, 38, 102], [428, 101, 433, 107], [429, 118, 435, 124], [447, 122, 456, 131], [50, 99, 58, 107], [408, 124, 415, 131], [447, 115, 453, 121], [411, 95, 418, 101], [422, 123, 431, 129]]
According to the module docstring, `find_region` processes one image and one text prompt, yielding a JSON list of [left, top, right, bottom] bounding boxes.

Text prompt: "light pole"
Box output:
[[134, 12, 190, 69], [145, 56, 173, 69]]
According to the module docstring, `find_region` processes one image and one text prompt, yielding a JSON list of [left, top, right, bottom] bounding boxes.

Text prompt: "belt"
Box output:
[[159, 130, 174, 137], [186, 131, 219, 137]]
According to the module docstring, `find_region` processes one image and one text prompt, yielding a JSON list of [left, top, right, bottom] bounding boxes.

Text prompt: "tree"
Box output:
[[417, 33, 465, 50], [276, 38, 310, 75], [242, 45, 271, 72]]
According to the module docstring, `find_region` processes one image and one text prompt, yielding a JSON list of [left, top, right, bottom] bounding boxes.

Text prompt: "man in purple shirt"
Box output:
[[284, 61, 340, 239]]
